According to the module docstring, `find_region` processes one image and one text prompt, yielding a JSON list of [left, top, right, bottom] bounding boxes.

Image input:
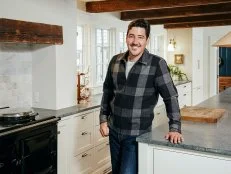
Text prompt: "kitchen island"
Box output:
[[137, 88, 231, 174]]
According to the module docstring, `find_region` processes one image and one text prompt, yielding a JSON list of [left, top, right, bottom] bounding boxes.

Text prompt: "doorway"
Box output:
[[218, 47, 231, 92]]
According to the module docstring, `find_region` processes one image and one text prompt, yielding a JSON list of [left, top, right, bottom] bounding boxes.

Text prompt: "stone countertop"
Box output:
[[137, 88, 231, 157], [34, 81, 191, 119], [173, 80, 191, 86], [0, 81, 191, 136], [33, 94, 102, 119]]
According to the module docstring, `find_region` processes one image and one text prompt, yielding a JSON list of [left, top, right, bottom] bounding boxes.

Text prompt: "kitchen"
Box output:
[[0, 0, 231, 174]]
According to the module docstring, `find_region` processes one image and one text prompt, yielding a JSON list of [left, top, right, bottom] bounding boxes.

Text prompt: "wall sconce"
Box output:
[[168, 38, 176, 52]]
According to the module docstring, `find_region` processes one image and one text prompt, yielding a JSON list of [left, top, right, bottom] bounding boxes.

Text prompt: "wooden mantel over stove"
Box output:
[[0, 18, 63, 45]]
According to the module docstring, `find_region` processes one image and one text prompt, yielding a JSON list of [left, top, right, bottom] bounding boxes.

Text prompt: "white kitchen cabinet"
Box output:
[[57, 117, 73, 174], [192, 28, 204, 105], [139, 143, 231, 174], [57, 108, 111, 174], [192, 85, 204, 105], [152, 104, 167, 128], [153, 82, 192, 128], [73, 111, 94, 155], [177, 82, 192, 108], [94, 141, 111, 169], [72, 149, 94, 174]]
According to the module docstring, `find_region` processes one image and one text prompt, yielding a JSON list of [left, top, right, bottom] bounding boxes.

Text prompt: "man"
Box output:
[[99, 19, 183, 174]]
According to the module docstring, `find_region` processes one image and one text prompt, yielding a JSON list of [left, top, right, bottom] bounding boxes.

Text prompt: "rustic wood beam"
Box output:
[[147, 13, 231, 25], [86, 0, 231, 13], [0, 18, 63, 44], [164, 19, 231, 28], [121, 3, 231, 21]]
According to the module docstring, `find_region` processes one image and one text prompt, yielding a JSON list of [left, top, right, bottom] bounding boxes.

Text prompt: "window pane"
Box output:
[[96, 47, 103, 64], [76, 26, 84, 71], [96, 29, 102, 45], [97, 65, 103, 83], [103, 30, 109, 46], [103, 48, 109, 64], [119, 32, 127, 53]]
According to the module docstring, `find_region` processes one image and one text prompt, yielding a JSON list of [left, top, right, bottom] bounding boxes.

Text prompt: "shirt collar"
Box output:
[[118, 49, 149, 65]]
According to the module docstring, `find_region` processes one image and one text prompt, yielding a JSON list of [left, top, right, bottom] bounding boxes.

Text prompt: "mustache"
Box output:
[[130, 43, 140, 47]]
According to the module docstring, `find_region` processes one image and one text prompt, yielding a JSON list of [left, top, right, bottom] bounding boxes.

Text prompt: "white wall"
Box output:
[[166, 28, 192, 80], [0, 43, 32, 108], [0, 0, 77, 109]]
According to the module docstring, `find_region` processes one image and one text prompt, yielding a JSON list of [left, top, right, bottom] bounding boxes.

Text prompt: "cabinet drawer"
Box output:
[[94, 142, 111, 169], [95, 125, 109, 146], [177, 82, 191, 95], [178, 91, 192, 108], [94, 109, 100, 126], [92, 162, 111, 174], [72, 148, 94, 174], [73, 127, 94, 155], [74, 112, 94, 131]]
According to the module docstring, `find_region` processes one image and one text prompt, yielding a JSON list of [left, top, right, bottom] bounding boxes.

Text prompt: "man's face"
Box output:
[[126, 27, 148, 60]]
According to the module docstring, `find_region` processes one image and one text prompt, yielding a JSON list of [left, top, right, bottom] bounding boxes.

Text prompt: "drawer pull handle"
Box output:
[[183, 94, 186, 96], [156, 112, 160, 115], [82, 153, 88, 158], [81, 131, 88, 135], [184, 86, 186, 88], [81, 116, 86, 119]]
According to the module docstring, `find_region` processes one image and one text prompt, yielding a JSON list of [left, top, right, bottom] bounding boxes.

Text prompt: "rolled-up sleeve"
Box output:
[[154, 59, 181, 133]]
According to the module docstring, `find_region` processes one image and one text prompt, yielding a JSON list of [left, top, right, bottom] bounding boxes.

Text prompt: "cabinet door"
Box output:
[[72, 149, 94, 174], [95, 125, 109, 146], [91, 162, 111, 174], [152, 105, 167, 128], [192, 29, 203, 89], [58, 118, 71, 174], [94, 142, 110, 170], [192, 86, 203, 105], [94, 109, 100, 126], [153, 147, 231, 174]]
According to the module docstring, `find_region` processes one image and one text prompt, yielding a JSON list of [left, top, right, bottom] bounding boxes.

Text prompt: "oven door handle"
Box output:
[[36, 166, 53, 174]]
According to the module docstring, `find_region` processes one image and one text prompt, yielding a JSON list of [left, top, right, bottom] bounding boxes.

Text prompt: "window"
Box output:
[[76, 26, 84, 72], [96, 28, 110, 84], [148, 34, 164, 57], [119, 32, 127, 53]]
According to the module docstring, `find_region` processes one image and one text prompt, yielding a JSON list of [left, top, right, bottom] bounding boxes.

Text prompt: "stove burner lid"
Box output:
[[0, 108, 38, 124], [0, 107, 37, 117]]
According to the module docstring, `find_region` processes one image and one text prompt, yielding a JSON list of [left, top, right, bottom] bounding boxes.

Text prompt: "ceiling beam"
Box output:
[[164, 19, 231, 28], [86, 0, 231, 13], [147, 13, 231, 25], [121, 3, 231, 21]]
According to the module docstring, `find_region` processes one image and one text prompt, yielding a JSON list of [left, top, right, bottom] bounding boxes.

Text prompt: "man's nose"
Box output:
[[132, 37, 139, 44]]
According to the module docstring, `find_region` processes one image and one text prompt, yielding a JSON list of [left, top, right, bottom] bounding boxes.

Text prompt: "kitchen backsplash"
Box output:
[[0, 43, 32, 108]]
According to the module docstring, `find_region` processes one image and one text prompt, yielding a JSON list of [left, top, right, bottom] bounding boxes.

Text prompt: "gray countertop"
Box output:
[[33, 94, 102, 118], [137, 88, 231, 157], [0, 81, 191, 136]]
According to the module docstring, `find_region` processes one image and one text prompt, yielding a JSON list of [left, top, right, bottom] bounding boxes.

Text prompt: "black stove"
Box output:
[[0, 107, 59, 174]]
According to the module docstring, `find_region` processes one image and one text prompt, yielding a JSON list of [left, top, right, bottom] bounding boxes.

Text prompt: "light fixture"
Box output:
[[168, 38, 176, 52]]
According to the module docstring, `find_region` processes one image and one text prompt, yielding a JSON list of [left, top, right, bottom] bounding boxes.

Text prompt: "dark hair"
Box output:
[[127, 19, 150, 39]]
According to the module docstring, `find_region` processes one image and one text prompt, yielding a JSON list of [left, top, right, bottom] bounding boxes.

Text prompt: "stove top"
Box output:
[[0, 107, 59, 135]]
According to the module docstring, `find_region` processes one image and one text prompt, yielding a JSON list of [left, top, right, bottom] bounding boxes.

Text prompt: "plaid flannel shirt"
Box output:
[[100, 49, 181, 136]]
